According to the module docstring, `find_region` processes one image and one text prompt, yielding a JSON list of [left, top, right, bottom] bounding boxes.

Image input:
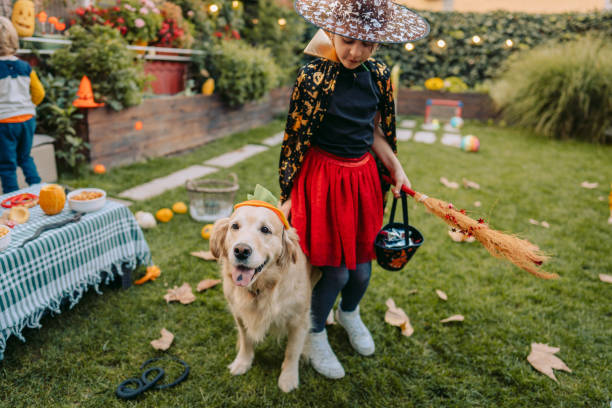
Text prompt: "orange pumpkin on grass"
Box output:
[[39, 184, 66, 215]]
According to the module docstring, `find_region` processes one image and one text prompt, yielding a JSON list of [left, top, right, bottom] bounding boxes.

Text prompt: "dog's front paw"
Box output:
[[278, 369, 299, 393], [228, 356, 252, 375]]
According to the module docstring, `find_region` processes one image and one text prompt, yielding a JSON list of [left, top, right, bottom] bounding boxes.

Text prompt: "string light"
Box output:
[[505, 39, 514, 48], [208, 3, 219, 13], [252, 18, 259, 24], [436, 39, 446, 49], [231, 1, 240, 9], [404, 43, 415, 51], [277, 18, 287, 27], [471, 35, 481, 44]]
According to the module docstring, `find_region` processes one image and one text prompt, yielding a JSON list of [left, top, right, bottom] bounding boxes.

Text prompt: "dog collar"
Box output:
[[233, 200, 290, 230]]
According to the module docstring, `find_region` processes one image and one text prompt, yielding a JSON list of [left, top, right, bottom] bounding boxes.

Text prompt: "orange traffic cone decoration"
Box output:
[[73, 76, 104, 108]]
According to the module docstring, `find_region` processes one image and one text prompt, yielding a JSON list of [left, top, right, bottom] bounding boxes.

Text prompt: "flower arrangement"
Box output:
[[424, 76, 468, 92], [74, 0, 163, 43], [153, 2, 193, 48]]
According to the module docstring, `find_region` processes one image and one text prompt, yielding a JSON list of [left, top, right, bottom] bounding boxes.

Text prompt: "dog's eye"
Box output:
[[260, 226, 271, 234], [231, 223, 239, 230]]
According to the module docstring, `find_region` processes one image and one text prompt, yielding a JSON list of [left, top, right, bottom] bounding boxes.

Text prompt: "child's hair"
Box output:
[[0, 17, 19, 57]]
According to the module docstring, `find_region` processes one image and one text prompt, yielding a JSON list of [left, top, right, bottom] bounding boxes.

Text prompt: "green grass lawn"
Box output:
[[1, 118, 610, 407]]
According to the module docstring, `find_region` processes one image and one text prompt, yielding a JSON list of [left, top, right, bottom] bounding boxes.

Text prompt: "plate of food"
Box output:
[[0, 225, 11, 252], [67, 188, 107, 213]]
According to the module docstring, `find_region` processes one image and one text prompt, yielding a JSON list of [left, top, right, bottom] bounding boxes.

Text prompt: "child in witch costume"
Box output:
[[279, 0, 429, 378]]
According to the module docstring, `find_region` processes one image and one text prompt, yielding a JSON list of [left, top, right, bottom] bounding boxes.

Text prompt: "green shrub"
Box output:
[[210, 40, 281, 107], [242, 0, 306, 84], [35, 72, 89, 174], [49, 25, 147, 111], [490, 34, 612, 143], [376, 10, 612, 88]]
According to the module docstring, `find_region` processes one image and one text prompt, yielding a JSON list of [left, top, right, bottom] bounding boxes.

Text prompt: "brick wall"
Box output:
[[83, 87, 291, 168]]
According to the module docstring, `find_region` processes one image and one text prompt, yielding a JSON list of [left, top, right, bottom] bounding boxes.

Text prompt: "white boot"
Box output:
[[336, 305, 375, 356], [307, 330, 345, 379]]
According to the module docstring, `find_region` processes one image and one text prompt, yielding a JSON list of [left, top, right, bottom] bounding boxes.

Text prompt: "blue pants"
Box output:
[[0, 118, 41, 194], [311, 262, 372, 333]]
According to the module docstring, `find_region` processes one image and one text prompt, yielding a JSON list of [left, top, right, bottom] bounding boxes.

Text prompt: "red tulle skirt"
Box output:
[[290, 147, 383, 270]]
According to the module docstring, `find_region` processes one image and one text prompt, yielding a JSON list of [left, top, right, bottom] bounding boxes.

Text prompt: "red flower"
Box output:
[[113, 6, 120, 11], [214, 31, 223, 38], [232, 29, 240, 39], [117, 17, 124, 23], [478, 218, 485, 224], [76, 8, 85, 16]]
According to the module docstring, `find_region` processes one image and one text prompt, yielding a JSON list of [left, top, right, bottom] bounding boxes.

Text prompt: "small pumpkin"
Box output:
[[202, 78, 215, 95], [11, 0, 36, 37], [172, 202, 187, 214], [201, 224, 214, 240], [93, 164, 106, 174], [39, 184, 66, 215], [8, 206, 29, 224], [155, 208, 173, 223]]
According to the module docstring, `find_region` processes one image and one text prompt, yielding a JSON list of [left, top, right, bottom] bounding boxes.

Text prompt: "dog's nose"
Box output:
[[233, 243, 252, 261]]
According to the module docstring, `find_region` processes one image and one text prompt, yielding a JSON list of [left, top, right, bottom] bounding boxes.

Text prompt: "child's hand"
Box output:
[[391, 166, 411, 198]]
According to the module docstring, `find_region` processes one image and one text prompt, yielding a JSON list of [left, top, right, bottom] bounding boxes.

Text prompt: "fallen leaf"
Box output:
[[527, 343, 572, 382], [462, 178, 480, 189], [529, 218, 539, 225], [580, 181, 598, 189], [440, 177, 459, 189], [326, 309, 335, 325], [407, 289, 418, 295], [134, 265, 161, 285], [474, 201, 482, 207], [197, 279, 221, 292], [599, 274, 612, 283], [540, 221, 550, 228], [164, 283, 196, 304], [440, 314, 464, 323], [436, 289, 448, 301], [150, 328, 174, 351], [384, 298, 413, 337], [191, 251, 216, 261]]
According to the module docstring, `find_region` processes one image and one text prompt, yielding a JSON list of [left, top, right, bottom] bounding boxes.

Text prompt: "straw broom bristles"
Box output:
[[412, 191, 557, 279]]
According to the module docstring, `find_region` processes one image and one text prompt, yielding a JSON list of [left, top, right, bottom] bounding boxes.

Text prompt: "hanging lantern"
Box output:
[[471, 35, 481, 45], [404, 43, 415, 51]]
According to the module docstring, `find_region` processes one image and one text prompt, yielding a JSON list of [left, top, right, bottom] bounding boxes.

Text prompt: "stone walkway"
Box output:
[[115, 118, 464, 203]]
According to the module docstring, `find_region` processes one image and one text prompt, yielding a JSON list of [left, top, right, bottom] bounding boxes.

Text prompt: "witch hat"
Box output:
[[73, 76, 105, 108]]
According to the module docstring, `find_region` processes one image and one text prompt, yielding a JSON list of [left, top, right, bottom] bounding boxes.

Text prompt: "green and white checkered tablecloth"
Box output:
[[0, 185, 151, 360]]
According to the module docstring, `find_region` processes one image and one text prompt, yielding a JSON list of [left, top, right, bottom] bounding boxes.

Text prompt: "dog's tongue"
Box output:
[[232, 266, 255, 287]]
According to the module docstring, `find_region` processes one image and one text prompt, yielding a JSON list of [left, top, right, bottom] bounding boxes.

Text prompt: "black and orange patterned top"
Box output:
[[279, 57, 397, 203]]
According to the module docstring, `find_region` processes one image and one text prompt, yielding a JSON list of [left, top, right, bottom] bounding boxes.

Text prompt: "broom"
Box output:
[[382, 175, 557, 279]]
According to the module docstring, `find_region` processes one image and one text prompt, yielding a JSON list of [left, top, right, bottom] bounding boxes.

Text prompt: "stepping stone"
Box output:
[[118, 165, 217, 201], [413, 131, 437, 144], [444, 123, 460, 132], [421, 123, 440, 131], [204, 144, 268, 168], [397, 129, 413, 141], [399, 119, 416, 129], [107, 197, 133, 207], [261, 131, 285, 146], [441, 133, 462, 147]]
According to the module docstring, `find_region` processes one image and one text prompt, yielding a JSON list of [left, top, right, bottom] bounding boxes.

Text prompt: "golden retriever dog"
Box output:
[[210, 203, 315, 393]]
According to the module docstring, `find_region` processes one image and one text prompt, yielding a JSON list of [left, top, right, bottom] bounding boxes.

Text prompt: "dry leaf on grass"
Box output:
[[540, 221, 550, 228], [440, 177, 459, 189], [474, 201, 482, 207], [407, 289, 418, 295], [326, 309, 335, 325], [529, 219, 540, 225], [599, 274, 612, 283], [462, 178, 480, 189], [436, 289, 448, 301], [580, 181, 598, 189], [164, 283, 196, 304], [527, 343, 572, 382], [440, 315, 464, 323], [150, 328, 174, 351], [385, 298, 414, 337], [191, 251, 216, 261], [197, 279, 221, 292]]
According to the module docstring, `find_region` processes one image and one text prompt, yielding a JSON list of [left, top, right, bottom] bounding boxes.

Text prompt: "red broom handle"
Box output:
[[382, 175, 416, 197]]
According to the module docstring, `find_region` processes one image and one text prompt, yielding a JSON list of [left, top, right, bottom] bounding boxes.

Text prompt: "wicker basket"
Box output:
[[185, 173, 239, 222]]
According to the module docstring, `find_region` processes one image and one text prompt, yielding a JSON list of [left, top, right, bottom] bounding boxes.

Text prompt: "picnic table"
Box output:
[[0, 185, 151, 360]]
